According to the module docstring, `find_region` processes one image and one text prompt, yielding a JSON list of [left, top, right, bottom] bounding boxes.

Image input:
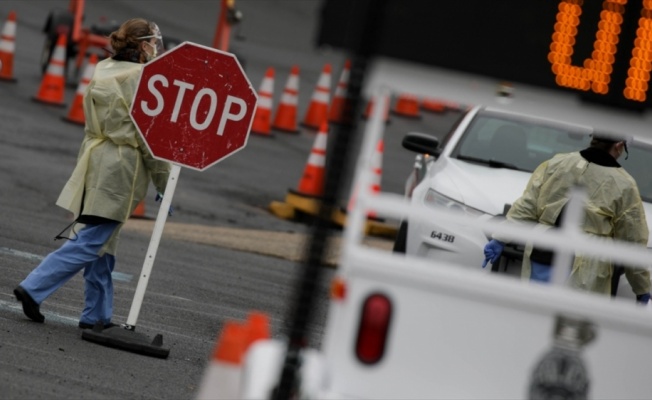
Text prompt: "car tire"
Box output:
[[392, 221, 408, 253]]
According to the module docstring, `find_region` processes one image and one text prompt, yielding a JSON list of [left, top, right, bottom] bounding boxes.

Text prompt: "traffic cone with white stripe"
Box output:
[[302, 63, 331, 130], [272, 65, 300, 133], [328, 59, 351, 124], [196, 312, 271, 400], [33, 33, 67, 107], [0, 11, 18, 82], [251, 67, 275, 137], [196, 321, 247, 400], [296, 121, 329, 197], [268, 121, 329, 220], [62, 54, 98, 125]]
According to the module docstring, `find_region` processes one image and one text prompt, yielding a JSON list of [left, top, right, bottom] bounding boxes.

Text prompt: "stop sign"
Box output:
[[130, 42, 258, 171]]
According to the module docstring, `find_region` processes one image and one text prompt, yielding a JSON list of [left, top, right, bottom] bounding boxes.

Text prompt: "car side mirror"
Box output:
[[402, 132, 441, 156]]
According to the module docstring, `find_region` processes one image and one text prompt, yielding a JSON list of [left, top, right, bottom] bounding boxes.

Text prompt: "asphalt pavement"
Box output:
[[0, 1, 462, 398]]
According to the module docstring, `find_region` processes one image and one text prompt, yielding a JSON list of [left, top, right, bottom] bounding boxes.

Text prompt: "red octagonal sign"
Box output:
[[130, 42, 258, 171]]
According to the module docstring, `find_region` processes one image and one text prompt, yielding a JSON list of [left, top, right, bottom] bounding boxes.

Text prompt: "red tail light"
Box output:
[[330, 276, 346, 300], [355, 293, 392, 364]]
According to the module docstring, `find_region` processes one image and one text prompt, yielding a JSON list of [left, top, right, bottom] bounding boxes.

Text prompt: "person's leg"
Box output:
[[80, 253, 115, 326], [530, 261, 552, 283], [18, 223, 118, 306]]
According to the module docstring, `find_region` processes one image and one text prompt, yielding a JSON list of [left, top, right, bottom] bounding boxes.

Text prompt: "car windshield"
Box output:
[[451, 109, 652, 203], [451, 109, 592, 172]]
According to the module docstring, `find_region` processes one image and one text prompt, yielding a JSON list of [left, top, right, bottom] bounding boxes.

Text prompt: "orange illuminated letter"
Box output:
[[549, 0, 627, 95], [623, 0, 652, 101]]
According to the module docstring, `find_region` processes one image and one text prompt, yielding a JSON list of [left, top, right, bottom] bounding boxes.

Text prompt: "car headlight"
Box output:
[[423, 189, 486, 217]]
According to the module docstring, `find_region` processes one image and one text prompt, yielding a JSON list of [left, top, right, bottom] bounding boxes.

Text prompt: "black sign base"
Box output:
[[81, 323, 170, 359]]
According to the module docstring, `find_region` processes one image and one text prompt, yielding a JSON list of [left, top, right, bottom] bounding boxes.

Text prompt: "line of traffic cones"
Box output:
[[196, 312, 270, 400], [254, 59, 352, 136], [253, 59, 409, 137], [0, 10, 17, 82], [33, 33, 67, 107], [62, 53, 98, 125]]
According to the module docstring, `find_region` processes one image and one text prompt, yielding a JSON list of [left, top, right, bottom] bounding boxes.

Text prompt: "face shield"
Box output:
[[137, 22, 164, 59]]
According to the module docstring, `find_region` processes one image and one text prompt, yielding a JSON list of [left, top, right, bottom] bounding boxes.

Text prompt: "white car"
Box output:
[[393, 105, 652, 295]]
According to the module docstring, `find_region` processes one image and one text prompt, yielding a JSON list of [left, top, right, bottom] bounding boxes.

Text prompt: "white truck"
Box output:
[[195, 69, 652, 398]]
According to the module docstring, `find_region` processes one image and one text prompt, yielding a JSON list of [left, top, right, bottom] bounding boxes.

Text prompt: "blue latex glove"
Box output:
[[155, 192, 173, 217], [482, 239, 505, 268], [636, 293, 650, 305]]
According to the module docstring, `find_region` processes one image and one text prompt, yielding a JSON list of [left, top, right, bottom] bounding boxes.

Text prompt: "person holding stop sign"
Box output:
[[13, 18, 171, 329]]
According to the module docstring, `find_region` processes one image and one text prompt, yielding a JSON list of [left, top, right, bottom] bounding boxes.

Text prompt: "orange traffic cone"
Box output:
[[62, 54, 98, 125], [295, 121, 329, 197], [362, 97, 390, 124], [272, 65, 300, 133], [196, 312, 271, 400], [0, 11, 18, 82], [421, 97, 447, 113], [131, 200, 146, 219], [33, 33, 67, 107], [302, 63, 331, 130], [328, 59, 351, 124], [251, 67, 275, 137], [392, 93, 421, 118], [196, 321, 248, 400], [245, 311, 270, 349]]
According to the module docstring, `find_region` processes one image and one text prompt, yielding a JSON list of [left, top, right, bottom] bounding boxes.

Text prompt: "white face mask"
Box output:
[[137, 22, 163, 62], [143, 41, 158, 62]]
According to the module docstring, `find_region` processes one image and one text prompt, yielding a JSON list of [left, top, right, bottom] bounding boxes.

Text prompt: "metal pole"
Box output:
[[125, 164, 181, 329], [272, 0, 386, 398]]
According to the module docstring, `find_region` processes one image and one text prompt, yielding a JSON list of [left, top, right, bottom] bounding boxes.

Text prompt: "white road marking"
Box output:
[[0, 247, 133, 282]]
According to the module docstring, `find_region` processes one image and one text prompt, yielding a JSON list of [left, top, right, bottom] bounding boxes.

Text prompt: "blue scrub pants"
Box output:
[[530, 261, 552, 283], [19, 222, 119, 325]]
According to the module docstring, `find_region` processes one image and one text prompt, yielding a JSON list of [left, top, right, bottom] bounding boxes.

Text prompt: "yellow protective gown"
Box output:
[[506, 151, 650, 296], [56, 58, 171, 256]]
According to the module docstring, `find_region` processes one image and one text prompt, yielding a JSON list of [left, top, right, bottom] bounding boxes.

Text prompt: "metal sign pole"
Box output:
[[273, 0, 387, 397], [125, 164, 181, 329]]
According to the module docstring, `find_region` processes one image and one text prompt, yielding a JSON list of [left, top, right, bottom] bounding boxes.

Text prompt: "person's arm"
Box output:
[[134, 133, 171, 194], [615, 188, 651, 298], [491, 160, 549, 244], [505, 160, 548, 224], [483, 160, 550, 268]]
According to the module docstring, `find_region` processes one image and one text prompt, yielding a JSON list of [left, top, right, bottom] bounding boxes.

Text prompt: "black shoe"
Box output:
[[13, 286, 45, 323], [78, 321, 117, 330]]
